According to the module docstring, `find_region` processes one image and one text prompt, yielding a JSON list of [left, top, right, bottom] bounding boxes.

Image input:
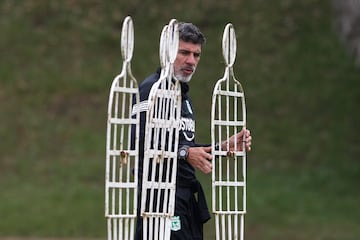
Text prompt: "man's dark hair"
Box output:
[[178, 22, 206, 45]]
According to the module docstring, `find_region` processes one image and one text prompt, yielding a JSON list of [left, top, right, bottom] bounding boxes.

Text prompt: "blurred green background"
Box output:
[[1, 0, 359, 239]]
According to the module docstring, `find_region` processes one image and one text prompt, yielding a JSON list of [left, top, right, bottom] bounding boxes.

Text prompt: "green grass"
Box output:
[[1, 0, 360, 239]]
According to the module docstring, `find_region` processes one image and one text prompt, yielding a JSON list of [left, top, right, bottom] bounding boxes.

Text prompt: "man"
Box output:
[[132, 22, 252, 240]]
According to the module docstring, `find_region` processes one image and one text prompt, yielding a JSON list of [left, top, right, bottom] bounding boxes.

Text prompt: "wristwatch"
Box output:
[[178, 145, 190, 161]]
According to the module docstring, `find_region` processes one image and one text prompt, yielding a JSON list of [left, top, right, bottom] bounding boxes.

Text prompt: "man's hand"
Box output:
[[186, 146, 213, 174], [185, 128, 252, 174], [221, 128, 252, 152]]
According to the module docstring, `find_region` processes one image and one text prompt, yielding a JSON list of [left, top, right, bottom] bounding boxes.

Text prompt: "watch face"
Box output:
[[179, 146, 189, 160], [179, 149, 186, 157]]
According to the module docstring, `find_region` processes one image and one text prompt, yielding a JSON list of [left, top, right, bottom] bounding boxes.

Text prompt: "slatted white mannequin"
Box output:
[[105, 16, 139, 240], [211, 23, 247, 240], [140, 19, 182, 240]]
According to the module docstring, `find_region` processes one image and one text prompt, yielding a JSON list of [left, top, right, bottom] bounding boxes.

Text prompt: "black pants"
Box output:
[[135, 187, 206, 240]]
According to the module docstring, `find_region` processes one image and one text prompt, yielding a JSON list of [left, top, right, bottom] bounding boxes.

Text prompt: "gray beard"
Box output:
[[174, 72, 194, 83]]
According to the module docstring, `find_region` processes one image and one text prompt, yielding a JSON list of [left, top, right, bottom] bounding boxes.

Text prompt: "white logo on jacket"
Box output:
[[180, 117, 195, 141], [170, 216, 181, 231]]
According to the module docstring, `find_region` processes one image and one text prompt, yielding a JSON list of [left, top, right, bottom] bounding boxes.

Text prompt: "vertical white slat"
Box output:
[[215, 214, 220, 240], [221, 214, 226, 239]]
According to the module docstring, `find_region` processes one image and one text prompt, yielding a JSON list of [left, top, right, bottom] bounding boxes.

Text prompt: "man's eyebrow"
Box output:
[[178, 49, 201, 55]]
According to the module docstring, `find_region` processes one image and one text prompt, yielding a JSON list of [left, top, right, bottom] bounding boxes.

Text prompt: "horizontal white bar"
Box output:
[[107, 182, 137, 188], [212, 120, 245, 126], [113, 86, 138, 93], [213, 150, 245, 157], [109, 118, 138, 124], [213, 210, 246, 215], [213, 181, 245, 187], [146, 121, 177, 129], [153, 88, 178, 96], [105, 214, 137, 218], [214, 90, 244, 97], [145, 149, 177, 158], [141, 212, 173, 217], [108, 149, 137, 156], [142, 181, 175, 189]]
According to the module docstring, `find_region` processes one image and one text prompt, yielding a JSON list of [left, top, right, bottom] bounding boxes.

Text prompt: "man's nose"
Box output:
[[185, 54, 197, 65]]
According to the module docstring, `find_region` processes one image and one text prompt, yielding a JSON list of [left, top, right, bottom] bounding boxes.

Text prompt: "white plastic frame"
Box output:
[[211, 23, 247, 240], [140, 19, 182, 240], [105, 16, 139, 240]]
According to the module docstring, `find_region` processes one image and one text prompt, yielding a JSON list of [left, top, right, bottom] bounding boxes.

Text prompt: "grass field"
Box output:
[[1, 0, 359, 239]]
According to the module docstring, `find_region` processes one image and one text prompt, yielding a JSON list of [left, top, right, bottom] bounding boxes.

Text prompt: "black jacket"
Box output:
[[132, 67, 211, 224], [132, 68, 202, 186]]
